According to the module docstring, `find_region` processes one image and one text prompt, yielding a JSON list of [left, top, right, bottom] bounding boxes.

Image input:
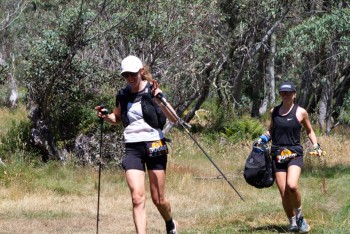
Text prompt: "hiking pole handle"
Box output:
[[155, 95, 245, 202], [96, 104, 109, 123], [156, 93, 167, 105]]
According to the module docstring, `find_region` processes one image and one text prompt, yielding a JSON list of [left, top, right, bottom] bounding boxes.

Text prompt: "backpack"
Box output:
[[243, 143, 275, 189], [117, 83, 167, 130]]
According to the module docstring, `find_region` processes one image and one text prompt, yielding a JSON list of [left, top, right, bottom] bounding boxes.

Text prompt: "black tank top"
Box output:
[[271, 103, 303, 155]]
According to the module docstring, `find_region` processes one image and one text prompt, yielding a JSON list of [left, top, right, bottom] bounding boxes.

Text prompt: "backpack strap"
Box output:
[[271, 103, 281, 119], [139, 82, 166, 130], [116, 85, 130, 127], [116, 82, 167, 130]]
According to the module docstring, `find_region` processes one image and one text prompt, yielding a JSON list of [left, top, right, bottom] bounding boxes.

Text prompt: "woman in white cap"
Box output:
[[257, 81, 323, 233], [96, 55, 178, 234]]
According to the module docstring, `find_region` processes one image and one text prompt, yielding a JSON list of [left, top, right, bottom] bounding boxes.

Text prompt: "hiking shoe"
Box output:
[[289, 223, 298, 232], [167, 220, 178, 234], [297, 216, 311, 233]]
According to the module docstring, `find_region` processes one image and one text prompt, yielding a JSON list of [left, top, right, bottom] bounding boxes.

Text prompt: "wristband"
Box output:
[[259, 134, 270, 143], [313, 143, 320, 150]]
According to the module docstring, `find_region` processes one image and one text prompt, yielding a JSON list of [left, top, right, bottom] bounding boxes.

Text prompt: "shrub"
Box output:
[[220, 116, 266, 142], [0, 120, 36, 163]]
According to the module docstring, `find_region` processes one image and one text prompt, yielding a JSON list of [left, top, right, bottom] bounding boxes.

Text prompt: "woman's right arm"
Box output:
[[96, 106, 122, 125], [267, 107, 274, 135]]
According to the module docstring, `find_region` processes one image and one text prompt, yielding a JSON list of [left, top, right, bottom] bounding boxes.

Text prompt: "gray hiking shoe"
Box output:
[[289, 223, 298, 232], [297, 216, 311, 233], [167, 220, 178, 234]]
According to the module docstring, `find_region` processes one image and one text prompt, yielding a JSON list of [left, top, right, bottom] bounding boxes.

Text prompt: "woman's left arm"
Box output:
[[151, 80, 178, 123], [299, 107, 318, 145]]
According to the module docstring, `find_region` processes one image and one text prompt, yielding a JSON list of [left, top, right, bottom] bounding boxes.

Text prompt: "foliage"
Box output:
[[278, 8, 350, 85], [188, 98, 266, 143], [195, 98, 265, 140], [220, 115, 266, 141], [279, 8, 350, 61], [0, 119, 38, 163], [22, 2, 102, 152], [336, 90, 350, 125]]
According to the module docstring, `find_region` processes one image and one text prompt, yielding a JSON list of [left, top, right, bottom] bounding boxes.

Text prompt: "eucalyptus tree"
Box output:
[[279, 3, 350, 134], [23, 0, 112, 161], [0, 0, 29, 108], [19, 0, 228, 161], [218, 0, 292, 117], [88, 0, 228, 121]]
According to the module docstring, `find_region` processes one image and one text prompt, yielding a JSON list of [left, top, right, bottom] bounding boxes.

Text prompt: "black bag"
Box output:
[[243, 143, 275, 189]]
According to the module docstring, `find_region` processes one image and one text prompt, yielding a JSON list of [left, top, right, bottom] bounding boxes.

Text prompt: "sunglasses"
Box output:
[[122, 72, 138, 78], [279, 91, 294, 96]]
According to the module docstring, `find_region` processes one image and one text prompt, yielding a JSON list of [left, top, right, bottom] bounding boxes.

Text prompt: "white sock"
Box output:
[[289, 216, 297, 226], [295, 206, 302, 219]]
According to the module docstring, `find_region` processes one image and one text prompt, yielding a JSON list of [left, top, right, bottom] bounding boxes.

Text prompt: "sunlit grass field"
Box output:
[[0, 106, 349, 233]]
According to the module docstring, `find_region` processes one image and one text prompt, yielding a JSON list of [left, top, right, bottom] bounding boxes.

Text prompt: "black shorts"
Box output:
[[122, 141, 168, 171], [272, 155, 304, 173]]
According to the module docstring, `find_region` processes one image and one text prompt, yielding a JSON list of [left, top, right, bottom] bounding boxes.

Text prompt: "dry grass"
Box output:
[[1, 110, 350, 233]]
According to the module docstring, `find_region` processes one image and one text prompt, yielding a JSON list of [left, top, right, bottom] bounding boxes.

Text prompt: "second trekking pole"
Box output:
[[156, 93, 245, 202], [96, 106, 109, 234]]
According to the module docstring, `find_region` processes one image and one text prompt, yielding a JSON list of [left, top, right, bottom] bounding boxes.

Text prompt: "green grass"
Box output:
[[0, 106, 350, 233], [0, 104, 27, 136]]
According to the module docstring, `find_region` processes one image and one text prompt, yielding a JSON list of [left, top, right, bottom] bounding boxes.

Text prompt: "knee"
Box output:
[[131, 192, 145, 207], [152, 195, 166, 207], [287, 183, 299, 193]]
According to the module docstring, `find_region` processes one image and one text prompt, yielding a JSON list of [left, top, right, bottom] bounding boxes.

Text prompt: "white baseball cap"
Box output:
[[120, 55, 143, 75]]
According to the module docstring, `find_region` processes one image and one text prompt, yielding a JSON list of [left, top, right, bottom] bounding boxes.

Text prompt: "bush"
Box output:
[[219, 116, 266, 142], [0, 120, 38, 163], [189, 100, 266, 142]]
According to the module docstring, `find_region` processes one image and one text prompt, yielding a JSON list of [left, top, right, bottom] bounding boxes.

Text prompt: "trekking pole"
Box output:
[[96, 105, 109, 234], [156, 94, 245, 202]]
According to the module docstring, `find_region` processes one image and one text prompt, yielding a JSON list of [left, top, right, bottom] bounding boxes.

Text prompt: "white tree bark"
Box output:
[[318, 86, 328, 131], [259, 33, 276, 115]]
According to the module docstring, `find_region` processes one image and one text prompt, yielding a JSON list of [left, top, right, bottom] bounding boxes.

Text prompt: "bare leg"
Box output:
[[275, 171, 294, 218], [286, 165, 302, 210], [275, 165, 302, 218], [148, 169, 172, 221], [125, 169, 146, 234]]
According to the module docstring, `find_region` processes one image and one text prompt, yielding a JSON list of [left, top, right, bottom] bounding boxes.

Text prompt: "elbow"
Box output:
[[170, 116, 178, 123]]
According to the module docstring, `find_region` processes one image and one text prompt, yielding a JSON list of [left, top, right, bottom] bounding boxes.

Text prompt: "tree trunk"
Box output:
[[6, 73, 18, 108], [183, 63, 213, 122], [325, 39, 338, 134], [260, 33, 276, 114], [28, 104, 63, 162], [6, 55, 18, 109], [231, 57, 247, 111], [299, 55, 314, 109], [332, 65, 350, 121], [318, 83, 328, 132], [251, 50, 267, 117]]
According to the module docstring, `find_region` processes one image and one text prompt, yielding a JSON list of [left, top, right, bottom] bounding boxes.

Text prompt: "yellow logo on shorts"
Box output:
[[147, 140, 168, 157], [276, 148, 297, 163]]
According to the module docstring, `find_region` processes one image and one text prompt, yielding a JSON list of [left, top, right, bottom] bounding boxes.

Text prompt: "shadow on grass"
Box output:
[[240, 225, 289, 233]]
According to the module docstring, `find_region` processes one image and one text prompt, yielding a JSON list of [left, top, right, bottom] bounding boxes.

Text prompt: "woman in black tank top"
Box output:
[[262, 81, 322, 233]]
